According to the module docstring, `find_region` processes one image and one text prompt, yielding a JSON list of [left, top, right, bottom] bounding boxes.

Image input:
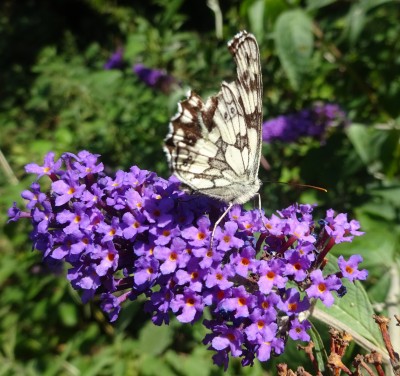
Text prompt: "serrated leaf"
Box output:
[[274, 9, 314, 90]]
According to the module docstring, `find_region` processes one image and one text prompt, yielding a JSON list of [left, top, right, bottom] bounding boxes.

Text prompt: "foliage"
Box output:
[[1, 0, 399, 374]]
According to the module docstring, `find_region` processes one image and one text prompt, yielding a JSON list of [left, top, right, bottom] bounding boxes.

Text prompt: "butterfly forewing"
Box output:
[[164, 30, 263, 205]]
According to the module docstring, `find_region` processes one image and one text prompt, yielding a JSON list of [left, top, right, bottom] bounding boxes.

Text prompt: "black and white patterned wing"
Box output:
[[164, 30, 263, 205]]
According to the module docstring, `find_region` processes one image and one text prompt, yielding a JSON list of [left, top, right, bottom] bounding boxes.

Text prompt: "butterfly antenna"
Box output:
[[263, 180, 328, 193]]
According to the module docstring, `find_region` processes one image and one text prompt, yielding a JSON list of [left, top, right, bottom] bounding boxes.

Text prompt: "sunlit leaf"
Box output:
[[274, 9, 314, 89]]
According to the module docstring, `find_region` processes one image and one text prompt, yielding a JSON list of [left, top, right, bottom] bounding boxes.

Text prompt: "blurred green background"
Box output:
[[1, 0, 399, 374]]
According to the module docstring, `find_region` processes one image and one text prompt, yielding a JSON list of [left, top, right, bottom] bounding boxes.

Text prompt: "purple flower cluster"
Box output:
[[103, 48, 177, 93], [133, 64, 176, 93], [262, 103, 348, 143], [104, 48, 125, 70], [8, 151, 367, 369]]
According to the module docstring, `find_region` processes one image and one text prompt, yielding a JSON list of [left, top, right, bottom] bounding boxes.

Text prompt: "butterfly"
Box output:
[[164, 30, 263, 245]]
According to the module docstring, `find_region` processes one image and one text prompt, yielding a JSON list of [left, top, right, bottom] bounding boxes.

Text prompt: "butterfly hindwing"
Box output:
[[164, 30, 263, 205]]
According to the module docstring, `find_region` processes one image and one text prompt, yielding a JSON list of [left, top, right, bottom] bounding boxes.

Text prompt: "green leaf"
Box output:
[[309, 322, 327, 373], [369, 186, 400, 207], [344, 3, 367, 45], [264, 0, 288, 25], [338, 209, 399, 272], [247, 0, 265, 41], [312, 256, 386, 354], [58, 302, 78, 327], [137, 320, 174, 355], [125, 33, 148, 60], [359, 0, 398, 12], [306, 0, 336, 11], [367, 270, 391, 303], [378, 129, 400, 177], [342, 1, 395, 45], [164, 348, 214, 376], [346, 123, 372, 165], [140, 356, 176, 376], [274, 9, 314, 90]]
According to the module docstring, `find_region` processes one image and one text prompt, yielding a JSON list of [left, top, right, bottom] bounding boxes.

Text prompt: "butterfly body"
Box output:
[[164, 30, 263, 206]]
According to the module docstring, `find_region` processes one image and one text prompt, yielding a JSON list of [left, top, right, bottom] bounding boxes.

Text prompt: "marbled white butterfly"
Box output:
[[164, 31, 263, 245]]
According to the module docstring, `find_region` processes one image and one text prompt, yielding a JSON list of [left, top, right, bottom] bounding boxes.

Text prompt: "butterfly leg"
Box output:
[[210, 203, 233, 250], [256, 193, 267, 230]]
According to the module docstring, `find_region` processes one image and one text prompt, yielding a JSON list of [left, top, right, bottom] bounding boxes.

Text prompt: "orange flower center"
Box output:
[[345, 266, 354, 274], [266, 271, 275, 280], [288, 302, 298, 312], [223, 235, 231, 243]]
